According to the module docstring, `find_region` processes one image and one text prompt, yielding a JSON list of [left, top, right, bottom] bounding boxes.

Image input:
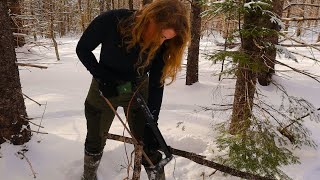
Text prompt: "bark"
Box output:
[[129, 0, 134, 10], [256, 0, 284, 86], [0, 0, 31, 145], [8, 0, 25, 47], [47, 0, 60, 61], [296, 0, 306, 37], [284, 0, 291, 31], [132, 144, 143, 180], [315, 0, 320, 28], [229, 1, 259, 134], [106, 133, 274, 180], [86, 0, 92, 26], [58, 0, 66, 37], [105, 0, 112, 11], [78, 0, 85, 32], [99, 0, 105, 14], [111, 0, 114, 10], [186, 0, 201, 85]]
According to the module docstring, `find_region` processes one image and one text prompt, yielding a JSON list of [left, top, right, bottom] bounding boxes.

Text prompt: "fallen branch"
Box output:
[[282, 17, 320, 21], [17, 151, 37, 178], [106, 133, 274, 180], [280, 44, 320, 47], [16, 62, 48, 69]]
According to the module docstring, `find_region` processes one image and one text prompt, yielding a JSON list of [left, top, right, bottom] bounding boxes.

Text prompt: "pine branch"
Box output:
[[106, 133, 274, 180]]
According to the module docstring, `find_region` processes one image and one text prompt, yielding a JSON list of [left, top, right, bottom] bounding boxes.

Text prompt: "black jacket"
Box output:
[[76, 9, 164, 119]]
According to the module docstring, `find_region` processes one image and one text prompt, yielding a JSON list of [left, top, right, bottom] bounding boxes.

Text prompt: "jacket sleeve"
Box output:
[[75, 12, 116, 81], [148, 52, 165, 121]]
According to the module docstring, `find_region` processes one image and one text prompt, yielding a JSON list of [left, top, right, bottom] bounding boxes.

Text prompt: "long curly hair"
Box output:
[[119, 0, 191, 85]]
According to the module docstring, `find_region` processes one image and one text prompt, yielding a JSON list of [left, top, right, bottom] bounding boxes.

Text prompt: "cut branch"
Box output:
[[106, 133, 274, 180], [16, 62, 48, 69], [17, 151, 37, 178]]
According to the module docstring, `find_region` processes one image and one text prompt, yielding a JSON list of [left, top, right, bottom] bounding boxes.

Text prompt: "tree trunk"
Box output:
[[78, 0, 85, 32], [111, 0, 114, 10], [296, 0, 305, 37], [0, 0, 31, 145], [230, 0, 284, 134], [129, 0, 133, 10], [7, 0, 26, 47], [99, 0, 105, 14], [229, 1, 259, 135], [105, 0, 112, 11], [257, 0, 284, 86], [47, 0, 60, 61], [86, 0, 92, 26], [186, 0, 201, 85], [284, 0, 291, 31], [315, 0, 320, 28], [59, 0, 66, 37]]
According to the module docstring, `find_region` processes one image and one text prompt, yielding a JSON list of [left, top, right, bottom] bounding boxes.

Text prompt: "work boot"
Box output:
[[81, 151, 103, 180], [145, 166, 165, 180]]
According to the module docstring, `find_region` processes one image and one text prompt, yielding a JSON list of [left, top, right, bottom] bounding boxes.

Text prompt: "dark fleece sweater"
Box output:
[[76, 9, 164, 119]]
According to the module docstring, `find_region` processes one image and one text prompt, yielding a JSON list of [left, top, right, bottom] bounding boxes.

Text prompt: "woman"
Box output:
[[76, 0, 190, 179]]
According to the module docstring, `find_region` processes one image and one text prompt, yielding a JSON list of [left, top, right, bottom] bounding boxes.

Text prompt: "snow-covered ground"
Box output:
[[1, 35, 320, 180]]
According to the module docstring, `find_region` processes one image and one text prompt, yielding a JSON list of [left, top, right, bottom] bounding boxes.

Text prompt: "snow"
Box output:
[[0, 35, 320, 180]]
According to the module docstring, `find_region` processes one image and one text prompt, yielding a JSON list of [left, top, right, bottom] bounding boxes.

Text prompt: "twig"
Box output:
[[209, 170, 218, 177], [17, 151, 37, 178], [16, 62, 48, 69], [37, 102, 47, 134], [100, 95, 154, 167], [274, 59, 320, 83], [22, 93, 42, 106], [20, 116, 44, 128], [287, 50, 320, 63], [27, 129, 48, 134], [280, 33, 320, 52], [281, 107, 320, 131], [106, 133, 274, 180], [282, 17, 320, 21]]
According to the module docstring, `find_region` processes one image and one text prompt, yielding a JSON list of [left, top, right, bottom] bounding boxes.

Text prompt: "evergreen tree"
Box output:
[[0, 0, 31, 145], [202, 0, 320, 179]]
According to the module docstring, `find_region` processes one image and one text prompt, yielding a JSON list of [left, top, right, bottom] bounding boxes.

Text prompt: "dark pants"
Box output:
[[84, 78, 161, 165]]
